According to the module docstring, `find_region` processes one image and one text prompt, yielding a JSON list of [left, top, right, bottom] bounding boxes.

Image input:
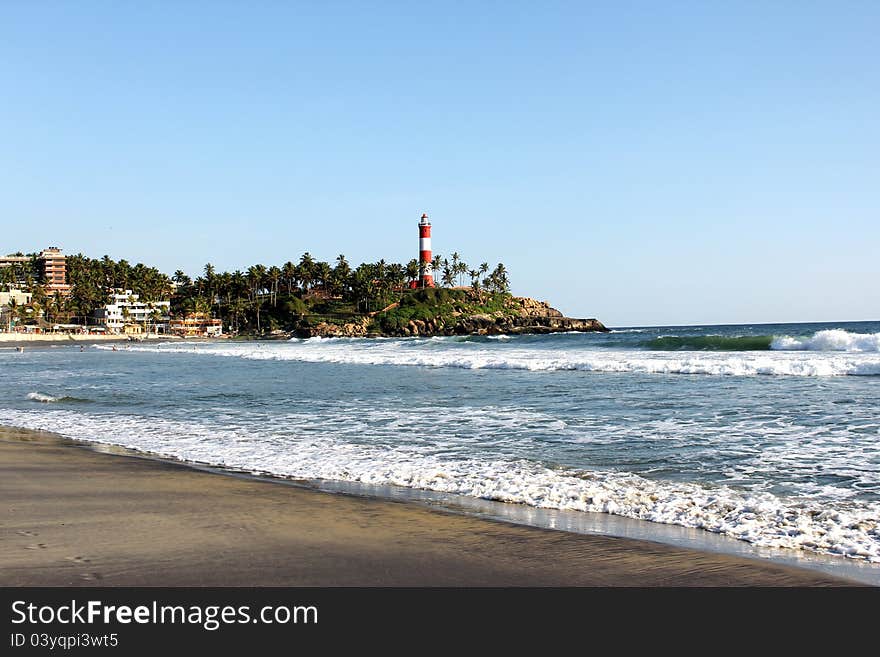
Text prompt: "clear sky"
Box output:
[[1, 1, 877, 326]]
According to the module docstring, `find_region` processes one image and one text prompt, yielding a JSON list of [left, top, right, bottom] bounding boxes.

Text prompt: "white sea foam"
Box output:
[[97, 341, 880, 376], [27, 392, 61, 403], [772, 330, 880, 352], [1, 408, 878, 562]]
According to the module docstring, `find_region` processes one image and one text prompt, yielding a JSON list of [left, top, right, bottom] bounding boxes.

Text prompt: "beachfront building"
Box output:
[[0, 247, 72, 296], [0, 287, 33, 331], [38, 247, 71, 296], [168, 313, 223, 338], [0, 254, 31, 286], [0, 287, 33, 307], [94, 289, 171, 334]]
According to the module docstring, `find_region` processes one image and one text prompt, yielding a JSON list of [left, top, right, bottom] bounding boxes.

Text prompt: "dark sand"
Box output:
[[0, 427, 860, 586]]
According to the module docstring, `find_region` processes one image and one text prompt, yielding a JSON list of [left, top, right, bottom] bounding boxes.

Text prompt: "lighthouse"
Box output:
[[418, 213, 435, 288]]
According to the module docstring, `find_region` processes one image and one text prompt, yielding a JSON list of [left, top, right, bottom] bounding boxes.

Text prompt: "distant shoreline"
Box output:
[[0, 333, 180, 349]]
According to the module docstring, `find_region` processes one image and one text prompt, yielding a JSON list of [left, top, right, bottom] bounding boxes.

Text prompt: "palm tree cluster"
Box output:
[[172, 252, 510, 332], [4, 249, 510, 333], [3, 253, 173, 326], [2, 253, 55, 326], [64, 255, 173, 322], [435, 254, 509, 301], [0, 252, 39, 288]]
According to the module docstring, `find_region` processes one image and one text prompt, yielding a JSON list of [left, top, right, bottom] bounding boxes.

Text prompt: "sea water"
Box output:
[[2, 321, 879, 578]]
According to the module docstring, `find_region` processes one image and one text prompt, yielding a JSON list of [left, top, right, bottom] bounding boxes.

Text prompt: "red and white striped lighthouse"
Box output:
[[418, 213, 435, 288]]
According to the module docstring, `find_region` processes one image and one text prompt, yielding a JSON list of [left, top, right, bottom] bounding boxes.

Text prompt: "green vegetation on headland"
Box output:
[[296, 288, 606, 338], [3, 251, 606, 337]]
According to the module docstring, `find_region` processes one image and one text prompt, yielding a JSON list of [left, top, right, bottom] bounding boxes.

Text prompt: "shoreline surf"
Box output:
[[0, 425, 868, 587], [4, 321, 878, 580]]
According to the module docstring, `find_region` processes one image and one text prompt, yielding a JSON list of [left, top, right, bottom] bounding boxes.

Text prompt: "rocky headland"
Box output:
[[294, 292, 607, 338]]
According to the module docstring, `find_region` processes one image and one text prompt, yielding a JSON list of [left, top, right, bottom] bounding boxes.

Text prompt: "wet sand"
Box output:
[[0, 427, 861, 586]]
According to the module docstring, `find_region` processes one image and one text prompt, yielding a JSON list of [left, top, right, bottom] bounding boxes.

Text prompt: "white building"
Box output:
[[95, 290, 171, 333], [1, 287, 33, 331], [0, 287, 32, 307]]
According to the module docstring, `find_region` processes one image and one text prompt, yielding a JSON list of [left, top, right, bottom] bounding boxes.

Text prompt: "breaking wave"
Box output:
[[97, 341, 880, 376], [27, 392, 89, 403], [645, 330, 880, 353], [772, 330, 880, 352]]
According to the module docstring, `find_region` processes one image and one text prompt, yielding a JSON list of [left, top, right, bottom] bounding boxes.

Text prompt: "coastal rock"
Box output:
[[504, 316, 608, 334], [508, 297, 564, 319], [296, 317, 370, 338], [295, 296, 607, 338]]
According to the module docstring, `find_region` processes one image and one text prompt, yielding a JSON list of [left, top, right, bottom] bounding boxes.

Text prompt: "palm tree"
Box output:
[[405, 259, 420, 287], [315, 261, 332, 292], [17, 302, 31, 327], [267, 266, 282, 306], [350, 266, 371, 312], [46, 291, 65, 324], [282, 261, 297, 295], [468, 269, 482, 302], [172, 270, 191, 287], [297, 253, 315, 292], [228, 297, 246, 333], [247, 264, 267, 299], [441, 259, 455, 288], [331, 255, 351, 297], [387, 263, 405, 291], [117, 259, 131, 291], [455, 259, 468, 287], [430, 254, 443, 281], [148, 307, 163, 334], [490, 263, 510, 293], [7, 298, 17, 330], [203, 263, 216, 312], [230, 270, 246, 307]]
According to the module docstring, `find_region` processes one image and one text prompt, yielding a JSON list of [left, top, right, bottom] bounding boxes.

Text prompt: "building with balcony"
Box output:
[[39, 247, 71, 296], [0, 247, 72, 296], [0, 287, 32, 307], [168, 313, 223, 338], [94, 289, 171, 333]]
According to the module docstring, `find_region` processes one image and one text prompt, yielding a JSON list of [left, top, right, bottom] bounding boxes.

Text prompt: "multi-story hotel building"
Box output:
[[94, 289, 171, 333], [39, 247, 71, 296], [0, 247, 72, 296], [0, 254, 31, 279]]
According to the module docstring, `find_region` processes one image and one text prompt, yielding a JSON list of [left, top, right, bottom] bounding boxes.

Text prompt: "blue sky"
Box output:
[[1, 1, 877, 326]]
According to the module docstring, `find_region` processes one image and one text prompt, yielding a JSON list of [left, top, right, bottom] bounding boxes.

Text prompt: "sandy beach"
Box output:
[[0, 333, 176, 349], [0, 427, 860, 587]]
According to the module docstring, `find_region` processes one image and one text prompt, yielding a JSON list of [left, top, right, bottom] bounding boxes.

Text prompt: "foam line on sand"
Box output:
[[0, 426, 862, 586]]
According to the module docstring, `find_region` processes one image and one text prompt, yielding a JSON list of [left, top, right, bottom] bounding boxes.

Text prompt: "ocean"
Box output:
[[3, 320, 879, 581]]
